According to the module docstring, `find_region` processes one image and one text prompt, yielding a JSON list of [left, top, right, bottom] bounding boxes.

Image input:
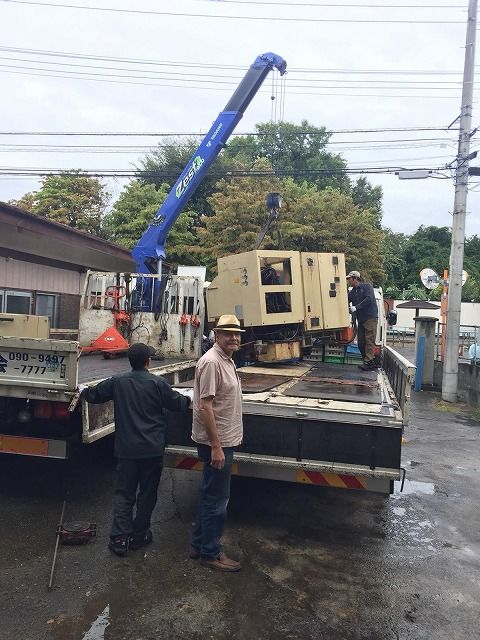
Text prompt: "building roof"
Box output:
[[0, 201, 135, 272]]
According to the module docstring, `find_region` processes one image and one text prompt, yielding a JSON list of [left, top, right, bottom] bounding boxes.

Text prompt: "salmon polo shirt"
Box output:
[[192, 342, 243, 447]]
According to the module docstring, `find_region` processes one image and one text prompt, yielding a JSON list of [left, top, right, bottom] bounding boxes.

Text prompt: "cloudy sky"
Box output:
[[1, 0, 480, 238]]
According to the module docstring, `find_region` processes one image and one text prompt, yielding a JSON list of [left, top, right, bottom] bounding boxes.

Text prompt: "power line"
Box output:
[[1, 67, 465, 97], [0, 127, 460, 136], [0, 55, 467, 86], [197, 0, 464, 7], [0, 0, 466, 23], [0, 136, 458, 148], [0, 166, 448, 178], [0, 46, 469, 77]]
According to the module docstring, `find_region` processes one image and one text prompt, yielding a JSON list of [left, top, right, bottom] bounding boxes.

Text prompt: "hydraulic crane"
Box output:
[[131, 52, 287, 284], [81, 53, 286, 353]]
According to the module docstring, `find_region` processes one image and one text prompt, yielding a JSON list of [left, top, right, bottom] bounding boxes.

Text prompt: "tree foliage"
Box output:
[[379, 225, 480, 302], [10, 170, 109, 235], [226, 120, 350, 194], [381, 229, 409, 292], [196, 160, 385, 281], [135, 121, 384, 252], [394, 225, 452, 292], [102, 181, 197, 266], [136, 136, 234, 220], [195, 160, 280, 272], [351, 177, 383, 227]]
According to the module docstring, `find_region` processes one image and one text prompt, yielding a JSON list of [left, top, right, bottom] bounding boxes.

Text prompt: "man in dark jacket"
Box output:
[[346, 271, 379, 371], [81, 342, 191, 556]]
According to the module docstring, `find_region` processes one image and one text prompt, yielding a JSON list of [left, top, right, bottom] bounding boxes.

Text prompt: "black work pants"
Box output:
[[110, 456, 163, 540]]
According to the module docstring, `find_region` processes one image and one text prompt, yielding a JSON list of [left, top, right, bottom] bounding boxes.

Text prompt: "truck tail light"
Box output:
[[54, 403, 70, 420], [34, 401, 53, 419], [33, 401, 70, 420]]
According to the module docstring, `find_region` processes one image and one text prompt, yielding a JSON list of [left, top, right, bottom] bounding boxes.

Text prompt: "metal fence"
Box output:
[[387, 324, 480, 365], [436, 324, 480, 364]]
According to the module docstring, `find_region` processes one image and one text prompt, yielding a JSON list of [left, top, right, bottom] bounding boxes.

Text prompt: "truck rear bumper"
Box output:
[[164, 445, 398, 494], [0, 434, 68, 459]]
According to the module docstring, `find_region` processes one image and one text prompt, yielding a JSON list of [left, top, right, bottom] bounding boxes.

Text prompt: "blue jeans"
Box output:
[[191, 444, 234, 559]]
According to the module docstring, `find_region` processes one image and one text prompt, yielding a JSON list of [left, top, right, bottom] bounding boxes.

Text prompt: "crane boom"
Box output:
[[131, 52, 287, 275]]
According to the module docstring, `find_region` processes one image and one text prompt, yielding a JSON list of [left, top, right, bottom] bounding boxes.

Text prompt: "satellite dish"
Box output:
[[420, 268, 440, 290], [462, 270, 468, 286]]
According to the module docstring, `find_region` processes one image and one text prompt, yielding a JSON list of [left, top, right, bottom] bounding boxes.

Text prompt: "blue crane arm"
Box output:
[[131, 52, 286, 274]]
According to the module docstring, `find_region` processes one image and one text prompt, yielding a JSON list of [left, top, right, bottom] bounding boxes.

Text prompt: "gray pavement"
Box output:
[[0, 384, 479, 640]]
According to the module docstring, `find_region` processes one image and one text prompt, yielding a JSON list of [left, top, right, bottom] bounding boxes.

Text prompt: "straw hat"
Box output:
[[213, 314, 245, 332]]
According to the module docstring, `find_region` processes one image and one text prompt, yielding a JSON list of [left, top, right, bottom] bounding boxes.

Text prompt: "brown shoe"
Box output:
[[201, 552, 241, 572], [189, 546, 200, 560]]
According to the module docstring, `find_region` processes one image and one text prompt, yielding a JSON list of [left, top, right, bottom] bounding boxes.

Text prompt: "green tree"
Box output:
[[462, 274, 480, 302], [136, 136, 234, 220], [102, 181, 197, 267], [196, 160, 281, 272], [226, 120, 350, 193], [10, 192, 35, 212], [401, 284, 429, 300], [351, 177, 383, 227], [280, 179, 385, 283], [402, 226, 451, 289], [381, 229, 409, 291], [10, 170, 109, 235], [197, 161, 384, 282], [463, 234, 480, 300]]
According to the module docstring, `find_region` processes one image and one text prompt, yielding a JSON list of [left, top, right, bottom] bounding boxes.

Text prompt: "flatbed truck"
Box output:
[[0, 330, 413, 495]]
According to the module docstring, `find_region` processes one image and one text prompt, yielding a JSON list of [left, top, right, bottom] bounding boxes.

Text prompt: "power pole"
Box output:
[[442, 0, 478, 402]]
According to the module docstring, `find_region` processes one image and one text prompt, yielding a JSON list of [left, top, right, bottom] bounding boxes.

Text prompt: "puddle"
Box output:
[[393, 479, 435, 496], [386, 487, 439, 554], [81, 605, 110, 640]]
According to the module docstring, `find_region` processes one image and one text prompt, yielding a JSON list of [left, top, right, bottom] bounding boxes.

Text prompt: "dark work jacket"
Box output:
[[348, 282, 378, 324], [81, 368, 190, 459]]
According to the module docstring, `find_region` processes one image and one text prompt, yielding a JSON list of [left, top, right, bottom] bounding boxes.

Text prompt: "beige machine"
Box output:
[[207, 250, 350, 361], [0, 313, 50, 339]]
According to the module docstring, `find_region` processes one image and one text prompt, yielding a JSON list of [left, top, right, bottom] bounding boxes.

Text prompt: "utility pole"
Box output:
[[442, 0, 478, 402]]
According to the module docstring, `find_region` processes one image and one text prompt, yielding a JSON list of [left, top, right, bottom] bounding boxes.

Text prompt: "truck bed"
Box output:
[[174, 360, 396, 419], [167, 357, 409, 473], [78, 353, 192, 384]]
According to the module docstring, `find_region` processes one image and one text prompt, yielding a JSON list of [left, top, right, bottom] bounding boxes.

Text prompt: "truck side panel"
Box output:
[[166, 411, 401, 470]]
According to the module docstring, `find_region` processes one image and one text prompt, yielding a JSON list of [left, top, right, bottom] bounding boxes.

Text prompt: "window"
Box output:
[[1, 290, 32, 314], [35, 293, 59, 328], [0, 289, 59, 328]]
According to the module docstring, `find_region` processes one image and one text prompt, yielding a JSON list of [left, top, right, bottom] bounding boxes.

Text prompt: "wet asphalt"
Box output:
[[0, 383, 479, 639]]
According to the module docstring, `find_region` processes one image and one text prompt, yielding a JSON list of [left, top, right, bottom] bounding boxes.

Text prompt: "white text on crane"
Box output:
[[176, 156, 205, 199]]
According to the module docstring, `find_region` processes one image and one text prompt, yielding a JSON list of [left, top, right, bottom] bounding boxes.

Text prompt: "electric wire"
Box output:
[[0, 44, 473, 78], [0, 136, 458, 146], [0, 167, 450, 178], [0, 55, 467, 87], [199, 0, 465, 7], [0, 0, 467, 23], [0, 126, 462, 135], [0, 66, 467, 97]]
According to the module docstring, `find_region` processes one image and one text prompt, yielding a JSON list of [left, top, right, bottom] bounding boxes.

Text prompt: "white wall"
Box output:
[[393, 300, 480, 330]]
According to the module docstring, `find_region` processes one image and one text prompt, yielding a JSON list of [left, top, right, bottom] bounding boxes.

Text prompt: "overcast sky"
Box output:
[[2, 0, 480, 239]]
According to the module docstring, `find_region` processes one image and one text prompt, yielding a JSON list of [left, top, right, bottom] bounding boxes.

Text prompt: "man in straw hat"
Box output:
[[190, 314, 245, 572]]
